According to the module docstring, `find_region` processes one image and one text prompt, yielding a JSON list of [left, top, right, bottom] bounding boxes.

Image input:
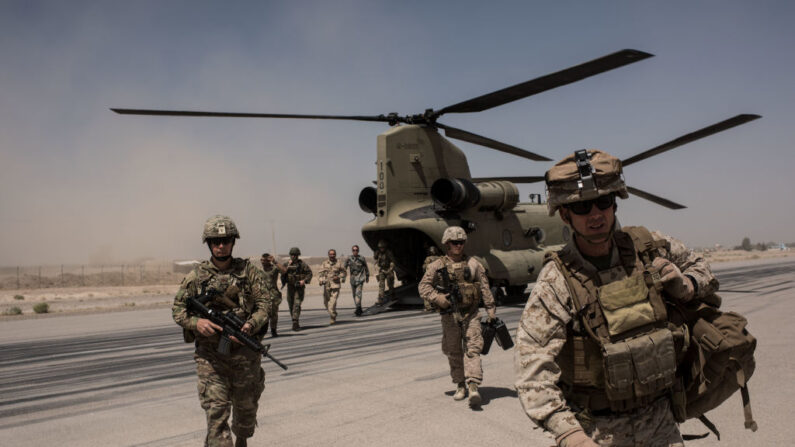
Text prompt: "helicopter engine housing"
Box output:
[[431, 178, 519, 211]]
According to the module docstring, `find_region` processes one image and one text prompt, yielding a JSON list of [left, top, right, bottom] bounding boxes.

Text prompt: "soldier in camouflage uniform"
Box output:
[[260, 253, 286, 337], [514, 150, 719, 447], [344, 244, 370, 316], [421, 245, 441, 312], [172, 215, 274, 447], [281, 247, 313, 331], [374, 240, 396, 304], [319, 248, 347, 324], [419, 226, 497, 409]]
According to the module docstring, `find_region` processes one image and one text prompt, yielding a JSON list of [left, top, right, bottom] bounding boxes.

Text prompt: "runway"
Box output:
[[0, 257, 792, 446]]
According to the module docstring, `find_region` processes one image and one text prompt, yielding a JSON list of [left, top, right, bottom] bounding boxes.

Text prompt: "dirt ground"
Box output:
[[0, 250, 790, 319]]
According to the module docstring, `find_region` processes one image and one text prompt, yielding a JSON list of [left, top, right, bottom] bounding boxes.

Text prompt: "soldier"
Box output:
[[281, 247, 313, 331], [344, 244, 369, 316], [172, 215, 273, 447], [260, 253, 286, 337], [318, 248, 347, 324], [374, 239, 396, 304], [514, 150, 719, 447], [419, 226, 497, 409], [421, 245, 441, 312]]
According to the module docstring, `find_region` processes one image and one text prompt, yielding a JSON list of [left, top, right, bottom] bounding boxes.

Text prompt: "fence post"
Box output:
[[121, 265, 124, 286], [38, 266, 41, 288], [101, 265, 104, 285], [61, 264, 64, 287], [81, 265, 85, 287], [16, 266, 20, 289]]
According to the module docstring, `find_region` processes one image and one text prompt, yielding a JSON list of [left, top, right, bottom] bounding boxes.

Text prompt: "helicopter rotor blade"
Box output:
[[622, 114, 761, 167], [111, 108, 393, 123], [436, 49, 653, 116], [436, 123, 552, 161], [626, 186, 686, 210], [470, 176, 545, 183]]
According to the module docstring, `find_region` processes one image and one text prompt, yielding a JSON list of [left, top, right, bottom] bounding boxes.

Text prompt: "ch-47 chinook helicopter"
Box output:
[[112, 49, 760, 306]]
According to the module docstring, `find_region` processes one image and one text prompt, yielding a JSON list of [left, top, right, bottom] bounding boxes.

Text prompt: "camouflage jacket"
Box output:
[[260, 263, 283, 298], [344, 255, 370, 284], [514, 229, 719, 439], [418, 254, 496, 315], [281, 259, 313, 288], [422, 255, 440, 272], [374, 249, 396, 274], [172, 258, 273, 339], [319, 258, 347, 290]]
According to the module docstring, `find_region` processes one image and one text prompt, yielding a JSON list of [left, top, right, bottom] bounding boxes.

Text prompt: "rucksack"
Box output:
[[623, 226, 758, 439]]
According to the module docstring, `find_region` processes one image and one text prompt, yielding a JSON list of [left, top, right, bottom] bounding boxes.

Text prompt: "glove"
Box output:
[[436, 294, 451, 309], [652, 257, 695, 302], [487, 309, 496, 322], [556, 429, 598, 447]]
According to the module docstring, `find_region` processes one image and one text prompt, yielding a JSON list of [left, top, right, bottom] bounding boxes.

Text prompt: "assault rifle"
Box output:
[[187, 294, 288, 370], [434, 268, 463, 324]]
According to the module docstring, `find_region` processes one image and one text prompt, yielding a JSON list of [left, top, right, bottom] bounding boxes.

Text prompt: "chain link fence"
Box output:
[[0, 263, 186, 290]]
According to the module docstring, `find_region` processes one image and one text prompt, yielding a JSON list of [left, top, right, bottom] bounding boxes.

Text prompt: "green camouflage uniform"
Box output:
[[419, 255, 496, 385], [514, 230, 718, 446], [344, 255, 370, 309], [172, 258, 273, 447], [281, 259, 313, 323], [374, 249, 396, 303], [260, 263, 282, 332], [319, 258, 347, 322]]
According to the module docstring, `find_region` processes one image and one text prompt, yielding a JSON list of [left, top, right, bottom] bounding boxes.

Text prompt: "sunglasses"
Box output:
[[207, 236, 235, 246], [565, 194, 615, 216], [449, 240, 465, 246]]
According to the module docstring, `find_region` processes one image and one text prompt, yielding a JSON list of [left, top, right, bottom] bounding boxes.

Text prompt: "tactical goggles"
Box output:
[[565, 194, 615, 215]]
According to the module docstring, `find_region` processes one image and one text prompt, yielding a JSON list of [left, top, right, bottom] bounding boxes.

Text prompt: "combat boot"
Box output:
[[271, 328, 278, 338], [355, 306, 363, 316], [292, 321, 300, 331], [467, 382, 481, 408], [453, 382, 466, 401], [329, 317, 336, 325], [235, 436, 247, 447]]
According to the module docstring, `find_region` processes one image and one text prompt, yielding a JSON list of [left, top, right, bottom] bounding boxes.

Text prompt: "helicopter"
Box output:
[[112, 49, 760, 306]]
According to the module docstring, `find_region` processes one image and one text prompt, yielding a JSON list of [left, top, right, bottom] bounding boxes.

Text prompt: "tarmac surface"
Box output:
[[0, 257, 792, 446]]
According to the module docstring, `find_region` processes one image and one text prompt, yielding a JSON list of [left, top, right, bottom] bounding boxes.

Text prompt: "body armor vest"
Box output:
[[285, 261, 310, 284], [549, 227, 679, 413], [439, 256, 482, 317]]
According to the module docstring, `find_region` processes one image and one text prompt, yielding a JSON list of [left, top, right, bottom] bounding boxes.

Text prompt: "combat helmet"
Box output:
[[441, 226, 467, 244], [289, 247, 301, 256], [545, 149, 628, 216], [202, 215, 240, 242]]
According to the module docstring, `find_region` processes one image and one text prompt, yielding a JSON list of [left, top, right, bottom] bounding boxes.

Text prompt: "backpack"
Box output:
[[623, 226, 758, 439]]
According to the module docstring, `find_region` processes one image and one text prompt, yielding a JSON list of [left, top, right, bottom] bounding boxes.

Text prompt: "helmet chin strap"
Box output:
[[565, 217, 617, 246]]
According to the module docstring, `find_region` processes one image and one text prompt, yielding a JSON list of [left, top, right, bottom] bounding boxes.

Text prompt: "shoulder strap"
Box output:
[[621, 226, 668, 264]]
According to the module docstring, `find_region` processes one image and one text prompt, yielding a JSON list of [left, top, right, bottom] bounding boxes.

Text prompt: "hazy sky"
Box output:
[[1, 1, 793, 266]]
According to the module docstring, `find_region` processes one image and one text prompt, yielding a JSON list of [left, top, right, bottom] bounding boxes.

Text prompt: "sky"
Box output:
[[1, 0, 793, 266]]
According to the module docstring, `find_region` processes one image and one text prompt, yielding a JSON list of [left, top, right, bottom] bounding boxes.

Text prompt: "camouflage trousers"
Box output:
[[267, 291, 282, 331], [323, 286, 340, 320], [350, 281, 364, 308], [194, 347, 265, 447], [575, 397, 684, 447], [286, 285, 305, 322], [440, 311, 483, 384], [377, 271, 395, 302]]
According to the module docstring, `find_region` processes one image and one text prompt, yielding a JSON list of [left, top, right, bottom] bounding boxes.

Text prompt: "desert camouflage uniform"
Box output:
[[172, 258, 273, 447], [514, 230, 718, 446], [419, 255, 496, 385], [281, 259, 312, 324], [319, 258, 347, 322], [421, 254, 440, 311], [260, 263, 282, 332], [374, 249, 396, 303], [344, 254, 369, 309]]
